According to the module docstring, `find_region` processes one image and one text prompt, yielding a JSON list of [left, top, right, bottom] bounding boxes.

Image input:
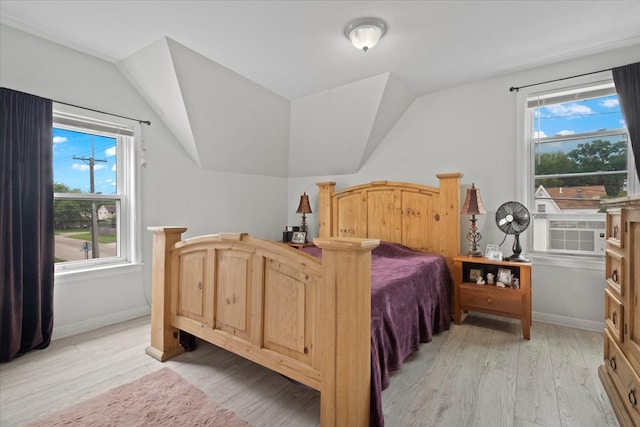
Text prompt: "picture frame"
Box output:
[[485, 244, 499, 258], [291, 231, 307, 244], [468, 268, 483, 282], [487, 250, 503, 261], [497, 268, 513, 285]]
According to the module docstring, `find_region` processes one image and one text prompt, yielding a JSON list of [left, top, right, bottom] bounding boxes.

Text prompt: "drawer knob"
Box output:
[[609, 356, 617, 371], [629, 388, 637, 407], [487, 297, 492, 304], [613, 224, 619, 239], [611, 269, 618, 283], [612, 311, 617, 326]]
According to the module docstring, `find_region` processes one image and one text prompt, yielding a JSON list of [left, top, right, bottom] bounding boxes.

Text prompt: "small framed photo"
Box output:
[[291, 231, 307, 244], [487, 250, 503, 261], [485, 244, 499, 258], [497, 268, 513, 285], [468, 268, 483, 282]]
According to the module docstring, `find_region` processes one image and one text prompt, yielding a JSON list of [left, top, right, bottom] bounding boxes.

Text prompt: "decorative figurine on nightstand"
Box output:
[[476, 276, 486, 285], [486, 273, 494, 285]]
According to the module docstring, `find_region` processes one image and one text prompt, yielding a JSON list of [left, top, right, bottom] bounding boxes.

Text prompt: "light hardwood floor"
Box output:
[[0, 314, 619, 427]]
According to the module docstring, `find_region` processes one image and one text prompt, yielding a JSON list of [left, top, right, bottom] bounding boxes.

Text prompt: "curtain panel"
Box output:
[[0, 88, 54, 362], [612, 62, 640, 180]]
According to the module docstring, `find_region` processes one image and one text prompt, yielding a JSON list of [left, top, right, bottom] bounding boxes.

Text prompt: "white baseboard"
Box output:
[[533, 311, 605, 333], [51, 306, 151, 340]]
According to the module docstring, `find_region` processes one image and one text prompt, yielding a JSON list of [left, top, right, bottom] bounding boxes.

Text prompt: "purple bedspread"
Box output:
[[303, 242, 451, 427]]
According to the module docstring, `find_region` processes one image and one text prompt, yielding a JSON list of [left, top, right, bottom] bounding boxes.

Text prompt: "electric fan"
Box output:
[[495, 201, 531, 262]]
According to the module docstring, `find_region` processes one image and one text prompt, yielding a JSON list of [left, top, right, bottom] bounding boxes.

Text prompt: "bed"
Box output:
[[146, 173, 461, 426]]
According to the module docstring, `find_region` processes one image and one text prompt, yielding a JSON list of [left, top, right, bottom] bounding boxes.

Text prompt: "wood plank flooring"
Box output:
[[0, 313, 618, 427]]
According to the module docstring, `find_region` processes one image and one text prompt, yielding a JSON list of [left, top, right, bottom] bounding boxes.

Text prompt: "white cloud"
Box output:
[[53, 136, 67, 144], [105, 146, 116, 157], [543, 103, 592, 118], [555, 130, 575, 136], [72, 163, 90, 171], [601, 98, 619, 108], [72, 163, 107, 171], [620, 119, 627, 127], [111, 164, 117, 172], [533, 131, 547, 139]]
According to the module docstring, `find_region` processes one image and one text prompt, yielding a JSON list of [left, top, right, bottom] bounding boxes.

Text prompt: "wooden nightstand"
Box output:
[[284, 242, 315, 250], [453, 255, 532, 340]]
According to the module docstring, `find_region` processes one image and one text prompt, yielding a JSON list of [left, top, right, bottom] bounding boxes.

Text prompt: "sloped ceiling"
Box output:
[[117, 37, 415, 177]]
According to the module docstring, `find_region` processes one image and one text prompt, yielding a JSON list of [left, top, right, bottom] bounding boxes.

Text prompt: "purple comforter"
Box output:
[[304, 242, 451, 427]]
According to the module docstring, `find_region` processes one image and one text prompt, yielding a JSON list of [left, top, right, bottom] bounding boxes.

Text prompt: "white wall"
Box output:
[[0, 24, 287, 338], [289, 43, 640, 332]]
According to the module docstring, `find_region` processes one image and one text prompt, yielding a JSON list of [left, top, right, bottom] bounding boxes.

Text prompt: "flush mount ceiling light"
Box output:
[[344, 18, 386, 52]]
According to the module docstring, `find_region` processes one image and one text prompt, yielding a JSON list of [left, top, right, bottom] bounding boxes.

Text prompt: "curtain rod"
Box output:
[[2, 87, 151, 125], [508, 67, 614, 92], [54, 99, 151, 126]]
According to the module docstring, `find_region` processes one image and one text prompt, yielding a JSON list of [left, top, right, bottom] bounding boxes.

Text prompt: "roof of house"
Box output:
[[542, 186, 607, 210]]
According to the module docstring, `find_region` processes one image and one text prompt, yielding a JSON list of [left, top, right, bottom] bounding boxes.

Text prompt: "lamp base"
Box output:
[[467, 249, 483, 257]]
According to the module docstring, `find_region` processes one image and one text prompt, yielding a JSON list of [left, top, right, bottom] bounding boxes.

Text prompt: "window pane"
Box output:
[[54, 199, 119, 263], [53, 127, 117, 195], [527, 85, 630, 257]]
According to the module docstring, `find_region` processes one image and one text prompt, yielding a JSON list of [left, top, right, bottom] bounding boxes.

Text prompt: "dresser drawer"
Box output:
[[606, 249, 625, 297], [605, 287, 624, 344], [606, 209, 623, 248], [459, 285, 522, 316], [604, 331, 640, 424]]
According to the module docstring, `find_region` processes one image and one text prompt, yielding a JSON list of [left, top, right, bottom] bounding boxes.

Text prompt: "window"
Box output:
[[53, 105, 140, 272], [523, 76, 638, 258]]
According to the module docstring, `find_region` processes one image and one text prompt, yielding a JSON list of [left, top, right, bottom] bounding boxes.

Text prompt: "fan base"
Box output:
[[505, 254, 531, 263]]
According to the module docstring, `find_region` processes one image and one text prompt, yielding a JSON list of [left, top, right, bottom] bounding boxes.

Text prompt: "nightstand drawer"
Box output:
[[605, 287, 624, 344], [604, 331, 640, 424], [459, 285, 522, 316]]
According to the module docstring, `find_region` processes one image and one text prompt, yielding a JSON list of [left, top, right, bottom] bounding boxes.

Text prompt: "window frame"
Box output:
[[516, 71, 638, 267], [52, 104, 142, 277]]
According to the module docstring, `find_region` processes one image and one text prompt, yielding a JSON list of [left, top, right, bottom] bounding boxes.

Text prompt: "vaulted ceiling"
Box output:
[[2, 1, 639, 176]]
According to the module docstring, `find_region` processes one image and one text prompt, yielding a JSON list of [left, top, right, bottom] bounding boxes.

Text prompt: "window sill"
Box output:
[[55, 262, 143, 284], [527, 252, 604, 271]]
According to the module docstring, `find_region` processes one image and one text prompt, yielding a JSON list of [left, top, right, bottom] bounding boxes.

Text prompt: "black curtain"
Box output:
[[1, 88, 54, 362], [612, 62, 640, 180]]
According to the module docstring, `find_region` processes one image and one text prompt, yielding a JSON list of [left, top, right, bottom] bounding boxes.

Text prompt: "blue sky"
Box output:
[[534, 94, 627, 154], [53, 128, 116, 194]]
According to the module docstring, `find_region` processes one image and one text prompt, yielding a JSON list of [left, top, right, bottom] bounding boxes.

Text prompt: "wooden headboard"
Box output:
[[316, 172, 462, 270]]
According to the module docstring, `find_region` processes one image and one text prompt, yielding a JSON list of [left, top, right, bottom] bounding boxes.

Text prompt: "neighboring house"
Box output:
[[96, 204, 116, 221], [532, 185, 607, 256], [534, 185, 607, 214]]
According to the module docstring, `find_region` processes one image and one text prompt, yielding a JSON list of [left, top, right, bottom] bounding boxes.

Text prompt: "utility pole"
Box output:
[[73, 136, 106, 258]]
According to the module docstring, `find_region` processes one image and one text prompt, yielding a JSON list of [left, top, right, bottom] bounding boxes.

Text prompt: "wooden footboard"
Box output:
[[146, 228, 379, 427]]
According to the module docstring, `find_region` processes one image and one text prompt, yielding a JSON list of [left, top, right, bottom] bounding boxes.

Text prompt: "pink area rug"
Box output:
[[24, 367, 250, 426]]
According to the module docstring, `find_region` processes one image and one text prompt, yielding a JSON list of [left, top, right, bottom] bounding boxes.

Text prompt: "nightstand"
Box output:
[[453, 255, 532, 340], [284, 242, 315, 250]]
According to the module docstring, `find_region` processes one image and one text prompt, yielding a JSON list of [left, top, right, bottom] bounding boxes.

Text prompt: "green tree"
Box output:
[[54, 183, 92, 229], [535, 139, 627, 197]]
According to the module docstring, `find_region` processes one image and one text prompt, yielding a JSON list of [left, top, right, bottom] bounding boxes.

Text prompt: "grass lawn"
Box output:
[[65, 232, 116, 244]]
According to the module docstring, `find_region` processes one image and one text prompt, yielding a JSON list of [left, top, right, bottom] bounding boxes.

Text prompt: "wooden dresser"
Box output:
[[599, 194, 640, 427]]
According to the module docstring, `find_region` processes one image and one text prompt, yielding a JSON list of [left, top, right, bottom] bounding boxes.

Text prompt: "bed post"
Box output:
[[435, 172, 462, 272], [317, 181, 336, 238], [146, 226, 188, 362], [314, 237, 380, 427]]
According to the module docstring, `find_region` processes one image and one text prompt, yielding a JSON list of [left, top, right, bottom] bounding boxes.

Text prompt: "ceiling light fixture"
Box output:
[[344, 18, 386, 52]]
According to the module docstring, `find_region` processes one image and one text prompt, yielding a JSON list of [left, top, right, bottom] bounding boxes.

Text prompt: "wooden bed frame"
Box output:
[[146, 172, 461, 426]]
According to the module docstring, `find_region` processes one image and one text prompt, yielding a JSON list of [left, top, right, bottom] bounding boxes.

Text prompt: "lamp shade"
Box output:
[[296, 192, 312, 214], [461, 183, 486, 215], [345, 18, 386, 52]]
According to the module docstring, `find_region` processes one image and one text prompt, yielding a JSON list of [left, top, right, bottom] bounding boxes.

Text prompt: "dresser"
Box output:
[[599, 195, 640, 427]]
